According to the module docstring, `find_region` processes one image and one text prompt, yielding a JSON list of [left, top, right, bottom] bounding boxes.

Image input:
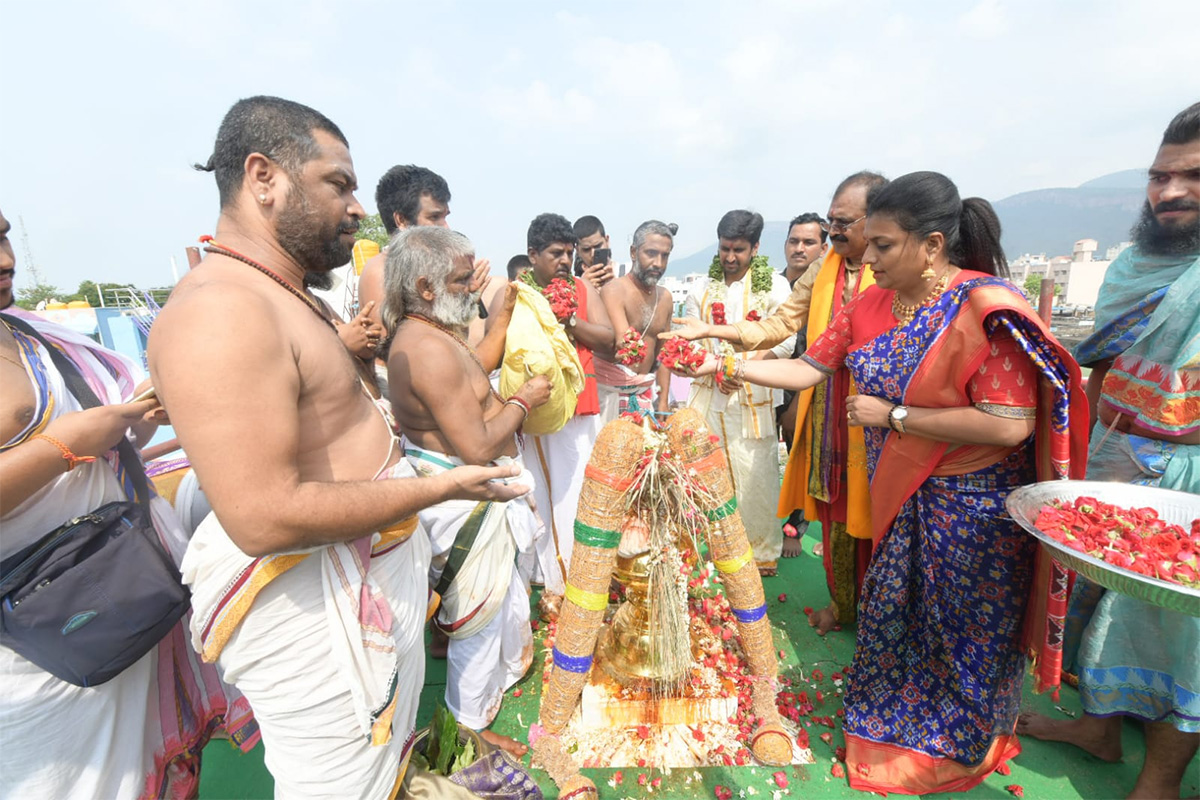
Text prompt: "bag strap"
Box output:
[[0, 313, 151, 507]]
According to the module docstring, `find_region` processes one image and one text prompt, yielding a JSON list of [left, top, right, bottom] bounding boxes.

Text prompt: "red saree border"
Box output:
[[846, 732, 1021, 795]]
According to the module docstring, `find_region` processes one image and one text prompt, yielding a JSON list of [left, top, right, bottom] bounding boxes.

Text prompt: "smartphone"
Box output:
[[593, 247, 611, 267], [131, 386, 158, 403]]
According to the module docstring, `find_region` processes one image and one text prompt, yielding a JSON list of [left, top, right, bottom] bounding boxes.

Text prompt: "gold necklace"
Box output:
[[892, 272, 951, 325]]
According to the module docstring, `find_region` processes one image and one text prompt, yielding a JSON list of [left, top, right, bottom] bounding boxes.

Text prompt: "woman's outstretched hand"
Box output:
[[659, 317, 711, 342]]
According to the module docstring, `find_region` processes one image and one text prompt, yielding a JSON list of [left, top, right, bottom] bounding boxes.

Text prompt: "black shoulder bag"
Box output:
[[0, 313, 190, 687]]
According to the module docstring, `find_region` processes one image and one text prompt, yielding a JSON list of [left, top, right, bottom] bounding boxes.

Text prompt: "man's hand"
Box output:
[[500, 281, 519, 317], [445, 463, 532, 503], [470, 258, 493, 295], [339, 301, 384, 360], [661, 317, 711, 342], [582, 261, 613, 290], [717, 373, 743, 394], [517, 374, 553, 409], [845, 394, 892, 428], [43, 399, 160, 459]]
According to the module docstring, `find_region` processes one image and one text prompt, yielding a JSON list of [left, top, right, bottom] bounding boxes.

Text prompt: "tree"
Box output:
[[16, 283, 65, 310], [73, 280, 162, 307], [355, 213, 389, 248], [1022, 274, 1042, 301]]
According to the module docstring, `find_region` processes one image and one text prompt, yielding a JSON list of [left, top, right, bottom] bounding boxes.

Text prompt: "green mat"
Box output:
[[199, 528, 1199, 799]]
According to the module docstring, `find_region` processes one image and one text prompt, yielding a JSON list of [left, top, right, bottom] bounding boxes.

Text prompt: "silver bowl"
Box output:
[[1005, 480, 1200, 617]]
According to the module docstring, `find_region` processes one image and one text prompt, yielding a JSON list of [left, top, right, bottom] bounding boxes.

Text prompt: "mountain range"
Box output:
[[666, 169, 1147, 276]]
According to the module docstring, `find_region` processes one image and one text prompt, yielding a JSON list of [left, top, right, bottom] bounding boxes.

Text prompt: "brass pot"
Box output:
[[598, 549, 693, 686]]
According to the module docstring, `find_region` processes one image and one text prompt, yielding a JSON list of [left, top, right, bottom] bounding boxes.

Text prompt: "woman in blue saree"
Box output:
[[674, 172, 1089, 793]]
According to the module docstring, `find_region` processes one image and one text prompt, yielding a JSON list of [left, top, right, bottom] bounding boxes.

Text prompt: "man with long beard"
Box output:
[[149, 96, 526, 797], [1019, 101, 1200, 800], [667, 174, 887, 626], [596, 219, 677, 422], [385, 226, 549, 758]]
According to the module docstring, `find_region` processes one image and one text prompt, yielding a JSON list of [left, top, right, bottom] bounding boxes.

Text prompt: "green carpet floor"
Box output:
[[198, 527, 1199, 799]]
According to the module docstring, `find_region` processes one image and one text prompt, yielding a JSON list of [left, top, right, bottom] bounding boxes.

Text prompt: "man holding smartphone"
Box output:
[[573, 215, 614, 289]]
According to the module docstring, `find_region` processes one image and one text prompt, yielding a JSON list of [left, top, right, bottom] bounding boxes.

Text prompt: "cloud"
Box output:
[[958, 0, 1011, 38]]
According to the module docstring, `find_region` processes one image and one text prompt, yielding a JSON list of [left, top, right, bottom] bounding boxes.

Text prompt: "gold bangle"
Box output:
[[32, 434, 97, 471]]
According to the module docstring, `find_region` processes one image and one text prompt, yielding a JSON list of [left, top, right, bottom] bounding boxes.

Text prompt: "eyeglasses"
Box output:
[[820, 215, 866, 233]]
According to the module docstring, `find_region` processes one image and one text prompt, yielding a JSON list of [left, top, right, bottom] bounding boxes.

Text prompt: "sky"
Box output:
[[2, 0, 1198, 293]]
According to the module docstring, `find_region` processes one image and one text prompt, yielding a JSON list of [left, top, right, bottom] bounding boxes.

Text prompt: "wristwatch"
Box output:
[[567, 313, 578, 329], [888, 404, 909, 434]]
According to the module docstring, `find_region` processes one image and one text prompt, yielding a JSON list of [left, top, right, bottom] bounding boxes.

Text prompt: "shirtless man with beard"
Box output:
[[385, 226, 550, 757], [596, 219, 678, 420], [148, 96, 524, 798]]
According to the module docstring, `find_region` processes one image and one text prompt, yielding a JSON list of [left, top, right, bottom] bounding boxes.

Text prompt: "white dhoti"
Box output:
[[689, 380, 783, 566], [182, 459, 431, 800], [404, 446, 537, 730], [525, 413, 603, 595], [594, 359, 657, 426]]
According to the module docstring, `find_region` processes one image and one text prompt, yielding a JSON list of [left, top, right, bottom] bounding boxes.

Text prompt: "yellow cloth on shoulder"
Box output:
[[778, 252, 874, 539], [500, 283, 585, 435]]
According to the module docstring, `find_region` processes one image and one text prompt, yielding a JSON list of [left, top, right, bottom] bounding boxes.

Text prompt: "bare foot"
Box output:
[[813, 541, 824, 557], [538, 592, 562, 623], [782, 537, 804, 558], [480, 729, 529, 758], [430, 625, 448, 659], [759, 565, 778, 577], [807, 605, 840, 636], [1016, 712, 1122, 762]]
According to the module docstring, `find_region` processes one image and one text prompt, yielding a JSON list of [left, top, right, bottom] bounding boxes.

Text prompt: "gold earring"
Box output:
[[920, 255, 936, 279]]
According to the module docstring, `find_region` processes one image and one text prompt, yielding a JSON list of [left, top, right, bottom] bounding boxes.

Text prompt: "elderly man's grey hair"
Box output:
[[381, 226, 475, 334], [631, 220, 678, 251]]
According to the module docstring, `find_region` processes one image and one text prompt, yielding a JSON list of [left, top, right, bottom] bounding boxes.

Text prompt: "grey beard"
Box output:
[[633, 267, 661, 287], [1131, 201, 1200, 256], [431, 290, 480, 328]]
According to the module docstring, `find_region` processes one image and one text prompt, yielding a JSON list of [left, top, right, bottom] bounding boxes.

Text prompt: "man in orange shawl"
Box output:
[[669, 171, 888, 634]]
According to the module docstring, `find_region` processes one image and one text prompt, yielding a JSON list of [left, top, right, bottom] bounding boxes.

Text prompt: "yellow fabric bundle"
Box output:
[[499, 282, 584, 435], [351, 239, 380, 275]]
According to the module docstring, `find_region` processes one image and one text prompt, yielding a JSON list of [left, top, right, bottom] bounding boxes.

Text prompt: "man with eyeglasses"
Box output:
[[666, 171, 888, 635]]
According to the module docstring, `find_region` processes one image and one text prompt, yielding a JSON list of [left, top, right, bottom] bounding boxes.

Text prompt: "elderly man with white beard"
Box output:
[[383, 226, 551, 757]]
